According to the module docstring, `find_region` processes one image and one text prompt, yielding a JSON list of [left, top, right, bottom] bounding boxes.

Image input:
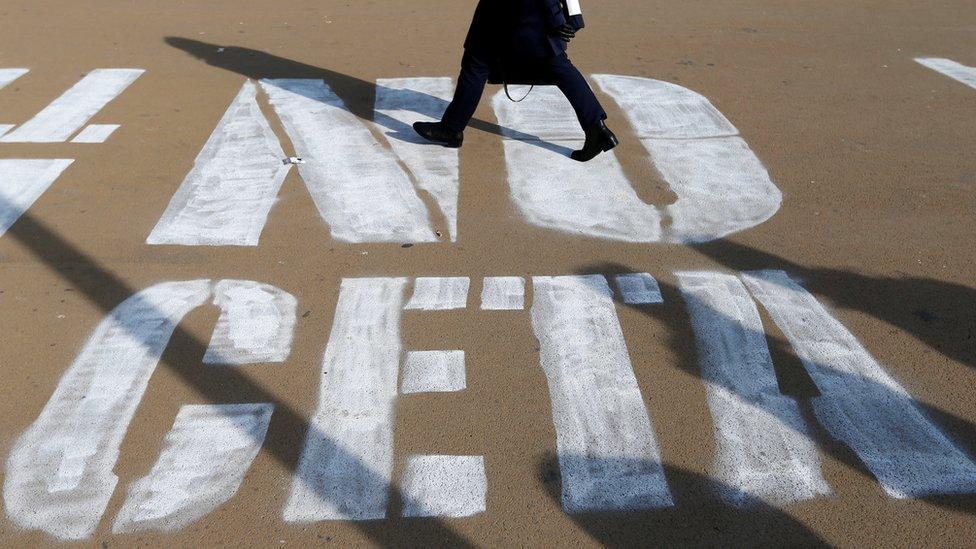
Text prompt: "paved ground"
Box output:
[[0, 0, 974, 546]]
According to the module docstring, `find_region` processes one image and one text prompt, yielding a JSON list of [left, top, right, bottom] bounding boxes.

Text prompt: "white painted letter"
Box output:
[[401, 455, 487, 517], [595, 75, 782, 242], [531, 275, 674, 512], [147, 81, 292, 246], [916, 58, 976, 90], [676, 271, 830, 505], [493, 76, 782, 243], [493, 86, 663, 242], [0, 68, 28, 91], [3, 280, 211, 540], [112, 404, 274, 533], [261, 79, 437, 243], [405, 276, 470, 310], [614, 273, 663, 305], [203, 279, 297, 365], [374, 77, 460, 241], [742, 270, 976, 498], [4, 279, 298, 538], [480, 276, 526, 310], [1, 68, 143, 143], [0, 159, 74, 236], [284, 277, 407, 521]]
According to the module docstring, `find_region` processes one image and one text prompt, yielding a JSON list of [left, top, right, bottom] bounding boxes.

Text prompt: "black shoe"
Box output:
[[413, 121, 463, 148], [571, 120, 619, 162]]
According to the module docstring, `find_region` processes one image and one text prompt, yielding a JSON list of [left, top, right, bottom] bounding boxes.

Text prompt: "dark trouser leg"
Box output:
[[441, 49, 493, 133], [548, 54, 607, 129]]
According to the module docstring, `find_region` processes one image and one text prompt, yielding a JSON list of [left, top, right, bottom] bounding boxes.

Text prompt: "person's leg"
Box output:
[[548, 54, 606, 130], [440, 49, 494, 133], [547, 54, 617, 162]]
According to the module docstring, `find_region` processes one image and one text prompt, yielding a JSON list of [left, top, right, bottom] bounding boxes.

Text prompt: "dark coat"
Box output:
[[464, 0, 585, 59]]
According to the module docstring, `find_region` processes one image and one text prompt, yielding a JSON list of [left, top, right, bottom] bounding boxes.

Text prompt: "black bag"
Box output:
[[487, 55, 554, 102], [488, 0, 575, 102]]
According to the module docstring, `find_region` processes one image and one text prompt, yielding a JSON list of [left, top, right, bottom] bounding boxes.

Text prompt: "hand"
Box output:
[[553, 24, 577, 43]]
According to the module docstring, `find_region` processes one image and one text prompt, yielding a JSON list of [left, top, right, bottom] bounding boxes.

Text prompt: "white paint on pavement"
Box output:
[[0, 124, 13, 138], [1, 68, 143, 143], [480, 276, 525, 310], [401, 455, 487, 517], [614, 273, 663, 304], [492, 86, 663, 243], [405, 276, 470, 310], [0, 159, 74, 236], [112, 404, 273, 533], [595, 75, 737, 139], [742, 270, 976, 498], [3, 280, 211, 540], [594, 75, 782, 243], [375, 77, 460, 241], [284, 277, 407, 521], [203, 280, 297, 365], [916, 57, 976, 90], [0, 68, 28, 90], [261, 79, 437, 243], [493, 76, 781, 243], [531, 275, 674, 512], [676, 271, 830, 506], [147, 81, 291, 246], [645, 137, 781, 242], [70, 124, 120, 143], [401, 350, 466, 393]]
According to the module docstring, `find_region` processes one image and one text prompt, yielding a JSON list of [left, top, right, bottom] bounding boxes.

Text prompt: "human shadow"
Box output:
[[692, 240, 976, 371], [538, 454, 827, 547], [0, 211, 474, 545], [573, 262, 976, 519], [165, 37, 576, 156]]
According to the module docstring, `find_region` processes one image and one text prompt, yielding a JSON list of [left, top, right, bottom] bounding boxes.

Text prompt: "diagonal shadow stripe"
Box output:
[[165, 37, 576, 157], [576, 262, 976, 516], [691, 239, 976, 371], [2, 208, 476, 546]]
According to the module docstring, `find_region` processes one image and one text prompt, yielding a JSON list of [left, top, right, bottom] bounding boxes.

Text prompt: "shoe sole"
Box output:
[[571, 136, 619, 162], [413, 124, 462, 148], [416, 136, 462, 148]]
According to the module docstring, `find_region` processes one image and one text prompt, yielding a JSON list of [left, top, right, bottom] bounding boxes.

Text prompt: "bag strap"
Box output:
[[504, 83, 534, 102]]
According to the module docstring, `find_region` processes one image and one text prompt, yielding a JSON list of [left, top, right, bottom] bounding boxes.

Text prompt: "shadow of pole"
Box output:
[[3, 212, 476, 546], [537, 453, 828, 546], [692, 240, 976, 370]]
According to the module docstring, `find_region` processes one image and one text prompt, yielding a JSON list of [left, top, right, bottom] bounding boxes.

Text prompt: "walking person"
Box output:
[[413, 0, 618, 162]]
